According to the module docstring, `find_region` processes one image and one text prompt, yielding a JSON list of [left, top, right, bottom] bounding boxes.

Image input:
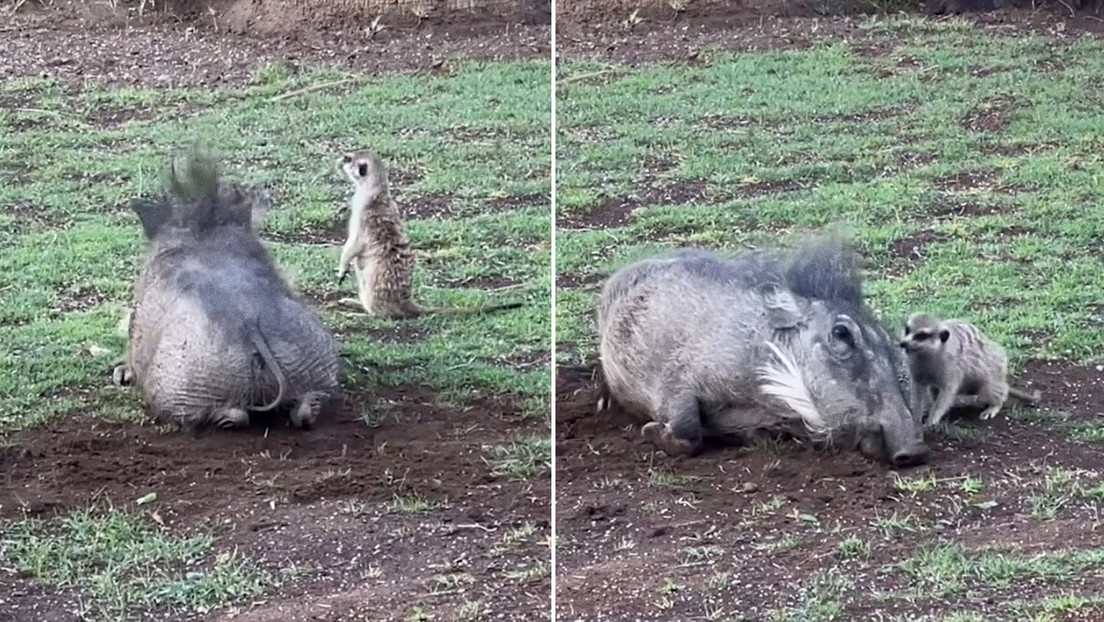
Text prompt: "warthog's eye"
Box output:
[[831, 324, 853, 344], [357, 162, 368, 177]]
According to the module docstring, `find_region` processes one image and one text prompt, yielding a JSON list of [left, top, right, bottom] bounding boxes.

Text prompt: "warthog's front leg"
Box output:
[[642, 393, 703, 457]]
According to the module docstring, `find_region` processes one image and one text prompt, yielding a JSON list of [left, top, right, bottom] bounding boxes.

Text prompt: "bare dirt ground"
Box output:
[[556, 2, 1104, 66], [0, 3, 550, 620], [556, 360, 1104, 620], [3, 388, 550, 621], [2, 0, 549, 88]]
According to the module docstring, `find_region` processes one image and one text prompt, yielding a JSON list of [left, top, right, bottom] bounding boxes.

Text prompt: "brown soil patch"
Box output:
[[4, 0, 549, 90], [963, 95, 1018, 133], [554, 359, 1104, 619], [556, 272, 604, 289], [557, 6, 1104, 67], [736, 177, 816, 198], [4, 201, 70, 234], [404, 193, 545, 221], [0, 387, 550, 621], [1021, 359, 1104, 419], [557, 181, 711, 229], [888, 228, 951, 261], [54, 285, 110, 314], [930, 199, 1008, 218], [934, 169, 999, 192]]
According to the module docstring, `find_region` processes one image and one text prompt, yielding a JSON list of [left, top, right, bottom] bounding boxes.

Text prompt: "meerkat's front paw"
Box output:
[[979, 407, 1000, 420]]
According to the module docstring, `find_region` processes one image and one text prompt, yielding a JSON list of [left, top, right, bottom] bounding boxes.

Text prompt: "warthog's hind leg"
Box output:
[[111, 362, 133, 387], [210, 407, 249, 429]]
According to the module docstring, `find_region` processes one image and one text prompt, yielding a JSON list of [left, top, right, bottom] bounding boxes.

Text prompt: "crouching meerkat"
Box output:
[[330, 150, 523, 319], [899, 312, 1041, 429]]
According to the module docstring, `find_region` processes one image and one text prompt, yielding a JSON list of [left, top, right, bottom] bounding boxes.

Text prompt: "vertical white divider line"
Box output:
[[548, 0, 558, 617]]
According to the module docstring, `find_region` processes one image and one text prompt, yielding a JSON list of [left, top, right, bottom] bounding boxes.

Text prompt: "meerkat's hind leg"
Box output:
[[977, 378, 1009, 421]]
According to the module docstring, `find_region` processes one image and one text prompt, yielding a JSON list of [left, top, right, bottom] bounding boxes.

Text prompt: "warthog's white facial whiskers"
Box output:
[[758, 340, 828, 436]]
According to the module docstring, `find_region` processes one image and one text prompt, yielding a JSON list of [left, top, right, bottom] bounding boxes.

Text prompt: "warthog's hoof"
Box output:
[[641, 421, 700, 457], [211, 407, 249, 429], [290, 392, 326, 430], [111, 363, 133, 387]]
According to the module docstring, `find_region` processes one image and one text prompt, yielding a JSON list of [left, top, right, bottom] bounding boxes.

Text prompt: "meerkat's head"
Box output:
[[340, 151, 387, 187], [899, 312, 950, 354]]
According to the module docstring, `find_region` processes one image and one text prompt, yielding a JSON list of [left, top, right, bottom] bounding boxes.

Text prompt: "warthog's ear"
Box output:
[[129, 198, 172, 240], [760, 283, 801, 330], [249, 185, 276, 231]]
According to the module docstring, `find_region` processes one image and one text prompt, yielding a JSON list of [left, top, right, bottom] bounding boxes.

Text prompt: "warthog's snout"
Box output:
[[891, 443, 930, 468]]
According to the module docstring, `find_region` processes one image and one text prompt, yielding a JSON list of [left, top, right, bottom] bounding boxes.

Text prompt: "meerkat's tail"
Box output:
[[1008, 386, 1041, 406], [422, 301, 525, 316]]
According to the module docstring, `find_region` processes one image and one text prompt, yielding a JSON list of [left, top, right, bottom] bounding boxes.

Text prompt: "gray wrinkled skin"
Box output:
[[597, 239, 929, 467], [120, 153, 340, 432]]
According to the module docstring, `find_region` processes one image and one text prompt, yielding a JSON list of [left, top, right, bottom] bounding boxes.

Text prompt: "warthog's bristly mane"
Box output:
[[782, 236, 865, 308], [131, 150, 262, 240]]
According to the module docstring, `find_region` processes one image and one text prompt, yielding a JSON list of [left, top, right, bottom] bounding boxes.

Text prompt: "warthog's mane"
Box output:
[[781, 236, 865, 310], [130, 152, 264, 241]]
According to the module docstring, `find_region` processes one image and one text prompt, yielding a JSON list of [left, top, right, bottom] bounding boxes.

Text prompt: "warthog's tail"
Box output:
[[247, 322, 288, 412], [1009, 386, 1041, 406]]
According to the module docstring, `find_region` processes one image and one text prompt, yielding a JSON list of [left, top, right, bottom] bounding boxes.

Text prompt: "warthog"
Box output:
[[115, 152, 340, 431], [597, 237, 929, 467]]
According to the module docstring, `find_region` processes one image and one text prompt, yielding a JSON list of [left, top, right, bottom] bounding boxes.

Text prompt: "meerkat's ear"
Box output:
[[938, 328, 950, 343]]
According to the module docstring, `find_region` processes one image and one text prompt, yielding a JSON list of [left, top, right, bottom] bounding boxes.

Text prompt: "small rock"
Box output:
[[738, 482, 759, 494]]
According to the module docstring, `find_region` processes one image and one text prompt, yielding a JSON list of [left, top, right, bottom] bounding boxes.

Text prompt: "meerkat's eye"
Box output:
[[357, 162, 368, 177], [342, 154, 354, 164], [913, 331, 929, 342]]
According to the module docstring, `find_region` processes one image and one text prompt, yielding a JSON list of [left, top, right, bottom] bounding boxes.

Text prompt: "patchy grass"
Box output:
[[1, 509, 269, 621], [0, 59, 551, 433], [556, 13, 1104, 622]]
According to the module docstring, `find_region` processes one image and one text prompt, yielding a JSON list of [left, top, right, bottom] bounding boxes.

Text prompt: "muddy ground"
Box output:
[[0, 3, 550, 621]]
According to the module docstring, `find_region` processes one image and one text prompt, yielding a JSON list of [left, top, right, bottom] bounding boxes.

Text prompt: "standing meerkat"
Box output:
[[330, 150, 523, 319], [899, 312, 1040, 429]]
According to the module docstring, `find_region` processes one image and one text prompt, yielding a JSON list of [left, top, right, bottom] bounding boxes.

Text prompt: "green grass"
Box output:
[[555, 19, 1104, 369], [896, 543, 1104, 598], [1, 508, 270, 621], [0, 59, 551, 433]]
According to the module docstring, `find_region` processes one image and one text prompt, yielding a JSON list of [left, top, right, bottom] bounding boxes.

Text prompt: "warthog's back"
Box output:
[[598, 249, 784, 418]]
